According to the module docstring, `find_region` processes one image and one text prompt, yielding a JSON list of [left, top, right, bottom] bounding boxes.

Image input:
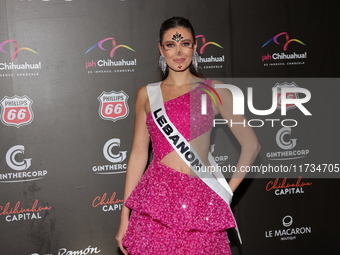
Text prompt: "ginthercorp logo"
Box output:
[[92, 138, 127, 174], [195, 35, 225, 69], [266, 127, 310, 160], [276, 127, 296, 150], [103, 138, 127, 163], [92, 191, 124, 212], [0, 40, 38, 60], [1, 145, 48, 183], [261, 32, 307, 66], [85, 37, 136, 74], [265, 215, 312, 241], [203, 83, 311, 129], [265, 176, 313, 195], [98, 90, 129, 122], [209, 144, 228, 165], [6, 145, 32, 171], [0, 95, 34, 128]]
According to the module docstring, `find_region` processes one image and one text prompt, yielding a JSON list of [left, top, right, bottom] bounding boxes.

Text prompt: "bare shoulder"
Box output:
[[210, 79, 233, 98], [210, 79, 228, 88], [135, 85, 150, 114], [135, 85, 149, 104], [136, 85, 148, 98]]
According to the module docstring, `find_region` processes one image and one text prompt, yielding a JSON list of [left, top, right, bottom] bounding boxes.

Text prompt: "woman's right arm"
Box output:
[[116, 86, 150, 254]]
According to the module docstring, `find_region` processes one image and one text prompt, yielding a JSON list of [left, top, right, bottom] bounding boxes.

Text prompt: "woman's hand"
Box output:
[[116, 218, 129, 255]]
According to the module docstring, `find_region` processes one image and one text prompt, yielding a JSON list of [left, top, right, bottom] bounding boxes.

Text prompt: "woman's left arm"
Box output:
[[214, 82, 261, 192]]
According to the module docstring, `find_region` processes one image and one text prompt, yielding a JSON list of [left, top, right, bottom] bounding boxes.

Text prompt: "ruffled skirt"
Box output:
[[123, 162, 236, 255]]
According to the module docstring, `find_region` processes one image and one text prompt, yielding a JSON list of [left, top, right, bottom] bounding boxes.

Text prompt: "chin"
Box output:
[[170, 65, 190, 73]]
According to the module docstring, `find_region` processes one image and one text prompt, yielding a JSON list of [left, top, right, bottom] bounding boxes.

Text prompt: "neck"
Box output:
[[164, 68, 195, 87]]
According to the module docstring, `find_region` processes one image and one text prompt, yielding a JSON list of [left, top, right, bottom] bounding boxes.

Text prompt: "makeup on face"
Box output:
[[172, 32, 183, 42], [162, 38, 194, 51], [160, 27, 196, 72], [161, 28, 194, 52]]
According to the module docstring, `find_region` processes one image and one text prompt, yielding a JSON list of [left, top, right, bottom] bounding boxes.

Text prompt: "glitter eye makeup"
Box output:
[[172, 32, 183, 42], [162, 40, 193, 51]]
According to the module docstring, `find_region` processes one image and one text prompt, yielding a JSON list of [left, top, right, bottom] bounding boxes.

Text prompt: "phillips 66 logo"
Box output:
[[0, 95, 34, 128], [274, 82, 299, 111], [98, 90, 129, 122]]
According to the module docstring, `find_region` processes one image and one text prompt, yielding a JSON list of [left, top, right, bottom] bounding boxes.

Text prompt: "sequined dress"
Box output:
[[123, 81, 236, 254]]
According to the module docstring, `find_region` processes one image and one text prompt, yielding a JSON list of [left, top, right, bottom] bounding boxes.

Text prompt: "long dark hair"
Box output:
[[159, 17, 203, 80]]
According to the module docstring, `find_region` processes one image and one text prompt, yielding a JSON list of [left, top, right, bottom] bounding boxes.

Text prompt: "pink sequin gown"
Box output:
[[123, 81, 236, 254]]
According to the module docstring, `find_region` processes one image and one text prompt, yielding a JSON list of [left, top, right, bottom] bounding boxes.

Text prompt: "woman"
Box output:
[[116, 17, 260, 255]]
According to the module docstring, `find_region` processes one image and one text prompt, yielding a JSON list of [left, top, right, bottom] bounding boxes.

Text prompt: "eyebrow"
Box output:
[[163, 38, 193, 44]]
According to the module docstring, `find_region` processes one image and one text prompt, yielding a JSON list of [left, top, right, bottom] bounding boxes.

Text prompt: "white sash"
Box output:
[[147, 82, 241, 243]]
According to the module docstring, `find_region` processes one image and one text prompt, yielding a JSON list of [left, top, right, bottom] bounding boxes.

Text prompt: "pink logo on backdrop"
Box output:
[[0, 40, 38, 60], [85, 37, 135, 57], [195, 35, 223, 54], [262, 32, 306, 51]]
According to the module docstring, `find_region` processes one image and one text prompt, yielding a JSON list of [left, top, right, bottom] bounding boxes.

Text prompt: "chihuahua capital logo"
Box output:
[[0, 40, 38, 60], [262, 32, 306, 51], [85, 37, 135, 57]]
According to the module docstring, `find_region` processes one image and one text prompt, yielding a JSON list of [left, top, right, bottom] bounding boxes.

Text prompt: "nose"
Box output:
[[175, 44, 182, 55]]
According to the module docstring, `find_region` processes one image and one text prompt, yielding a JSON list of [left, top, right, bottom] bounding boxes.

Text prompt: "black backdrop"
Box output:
[[0, 1, 339, 255]]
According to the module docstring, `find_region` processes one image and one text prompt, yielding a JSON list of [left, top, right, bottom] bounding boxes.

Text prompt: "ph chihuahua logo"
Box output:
[[0, 40, 38, 60], [85, 37, 135, 57], [262, 32, 306, 51]]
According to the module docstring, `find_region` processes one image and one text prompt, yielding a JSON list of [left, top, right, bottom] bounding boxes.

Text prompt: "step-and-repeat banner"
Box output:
[[1, 1, 339, 255]]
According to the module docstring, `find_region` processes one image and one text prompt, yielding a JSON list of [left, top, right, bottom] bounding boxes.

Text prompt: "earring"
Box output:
[[192, 52, 199, 73], [159, 55, 167, 75]]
